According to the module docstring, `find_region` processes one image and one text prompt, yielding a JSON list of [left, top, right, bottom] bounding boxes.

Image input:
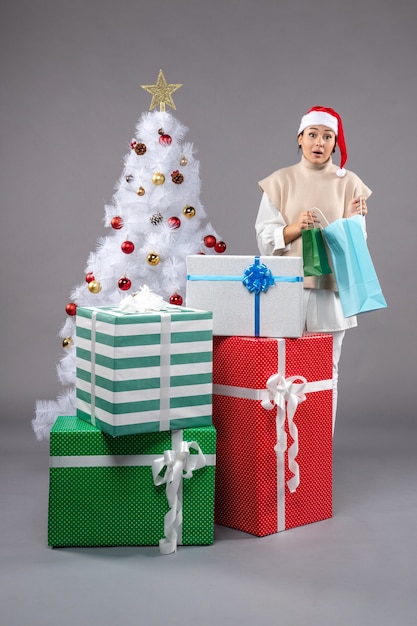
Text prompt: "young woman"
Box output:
[[255, 106, 371, 433]]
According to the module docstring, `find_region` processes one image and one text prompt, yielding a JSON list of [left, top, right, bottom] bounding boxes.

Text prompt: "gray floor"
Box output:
[[1, 413, 416, 626]]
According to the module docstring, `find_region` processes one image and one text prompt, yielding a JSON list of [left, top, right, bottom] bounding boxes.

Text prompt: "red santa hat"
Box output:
[[297, 106, 347, 177]]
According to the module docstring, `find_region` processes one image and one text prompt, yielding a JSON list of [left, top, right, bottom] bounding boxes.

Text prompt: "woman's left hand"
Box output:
[[348, 196, 368, 217]]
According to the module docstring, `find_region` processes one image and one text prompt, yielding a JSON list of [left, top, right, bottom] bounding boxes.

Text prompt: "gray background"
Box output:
[[1, 1, 416, 624]]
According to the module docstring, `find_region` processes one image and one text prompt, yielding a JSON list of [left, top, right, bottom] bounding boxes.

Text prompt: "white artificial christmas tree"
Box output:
[[33, 70, 226, 440]]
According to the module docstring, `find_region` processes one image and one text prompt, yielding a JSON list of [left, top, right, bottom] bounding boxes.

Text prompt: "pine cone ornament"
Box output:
[[150, 212, 163, 225], [171, 170, 184, 184], [134, 142, 147, 155]]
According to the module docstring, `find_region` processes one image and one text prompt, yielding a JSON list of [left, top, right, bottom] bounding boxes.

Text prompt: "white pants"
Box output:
[[304, 289, 350, 433], [302, 290, 348, 436], [331, 330, 345, 435]]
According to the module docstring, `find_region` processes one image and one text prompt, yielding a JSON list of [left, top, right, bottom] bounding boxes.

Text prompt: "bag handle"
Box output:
[[312, 198, 364, 226], [311, 207, 330, 228]]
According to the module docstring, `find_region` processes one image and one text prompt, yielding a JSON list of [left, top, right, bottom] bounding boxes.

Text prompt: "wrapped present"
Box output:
[[48, 416, 216, 553], [213, 334, 333, 536], [186, 254, 303, 337], [76, 300, 213, 436]]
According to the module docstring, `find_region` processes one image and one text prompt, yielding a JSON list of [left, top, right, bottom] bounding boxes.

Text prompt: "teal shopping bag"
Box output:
[[320, 213, 387, 317]]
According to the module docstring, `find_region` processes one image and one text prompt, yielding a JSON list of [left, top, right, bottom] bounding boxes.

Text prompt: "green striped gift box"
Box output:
[[48, 416, 216, 548], [76, 305, 213, 436]]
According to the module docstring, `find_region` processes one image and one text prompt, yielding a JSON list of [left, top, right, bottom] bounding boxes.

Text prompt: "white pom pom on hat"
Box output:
[[298, 106, 347, 177]]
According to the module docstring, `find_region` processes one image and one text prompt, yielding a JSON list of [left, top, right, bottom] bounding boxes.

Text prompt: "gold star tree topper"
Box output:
[[141, 69, 183, 111]]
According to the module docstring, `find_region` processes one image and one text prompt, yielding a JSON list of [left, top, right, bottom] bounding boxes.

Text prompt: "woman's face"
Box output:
[[298, 125, 336, 166]]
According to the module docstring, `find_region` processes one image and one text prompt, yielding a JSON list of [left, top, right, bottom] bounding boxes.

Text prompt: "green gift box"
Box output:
[[75, 305, 213, 436], [48, 416, 216, 551]]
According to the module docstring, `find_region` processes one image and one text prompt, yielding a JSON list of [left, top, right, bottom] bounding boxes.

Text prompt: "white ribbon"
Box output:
[[119, 285, 168, 313], [152, 434, 207, 555], [261, 372, 307, 493], [90, 311, 97, 426]]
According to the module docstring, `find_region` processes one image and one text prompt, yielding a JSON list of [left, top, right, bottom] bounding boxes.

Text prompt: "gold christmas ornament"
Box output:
[[136, 186, 145, 196], [146, 252, 160, 266], [62, 337, 72, 348], [182, 205, 196, 218], [180, 156, 188, 166], [88, 280, 102, 294], [152, 172, 165, 185], [141, 69, 183, 112]]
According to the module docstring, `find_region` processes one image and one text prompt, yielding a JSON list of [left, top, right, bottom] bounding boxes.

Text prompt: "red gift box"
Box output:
[[213, 334, 333, 536]]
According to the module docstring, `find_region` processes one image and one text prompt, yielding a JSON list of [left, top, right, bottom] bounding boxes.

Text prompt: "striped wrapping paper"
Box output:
[[75, 305, 213, 436]]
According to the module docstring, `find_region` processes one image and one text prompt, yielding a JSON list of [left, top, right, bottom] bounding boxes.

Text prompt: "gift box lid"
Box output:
[[213, 334, 333, 389], [186, 254, 303, 279], [76, 305, 212, 325], [50, 416, 217, 457]]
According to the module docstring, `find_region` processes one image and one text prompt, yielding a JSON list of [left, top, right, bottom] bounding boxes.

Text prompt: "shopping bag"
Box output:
[[302, 214, 332, 276], [322, 214, 387, 317], [316, 207, 387, 318]]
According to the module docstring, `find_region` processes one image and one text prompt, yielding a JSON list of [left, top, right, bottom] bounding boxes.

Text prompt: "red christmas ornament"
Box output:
[[130, 140, 137, 150], [167, 216, 181, 229], [118, 277, 132, 291], [169, 293, 183, 306], [121, 240, 135, 254], [159, 134, 172, 146], [111, 216, 123, 230], [65, 302, 77, 316], [204, 235, 217, 248], [214, 241, 227, 253], [85, 272, 95, 283]]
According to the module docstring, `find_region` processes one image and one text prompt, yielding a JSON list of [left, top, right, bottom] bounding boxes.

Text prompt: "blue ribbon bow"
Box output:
[[242, 261, 276, 295]]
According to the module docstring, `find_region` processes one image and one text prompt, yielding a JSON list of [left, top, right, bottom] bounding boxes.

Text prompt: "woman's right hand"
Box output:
[[297, 210, 320, 231], [284, 210, 320, 244]]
